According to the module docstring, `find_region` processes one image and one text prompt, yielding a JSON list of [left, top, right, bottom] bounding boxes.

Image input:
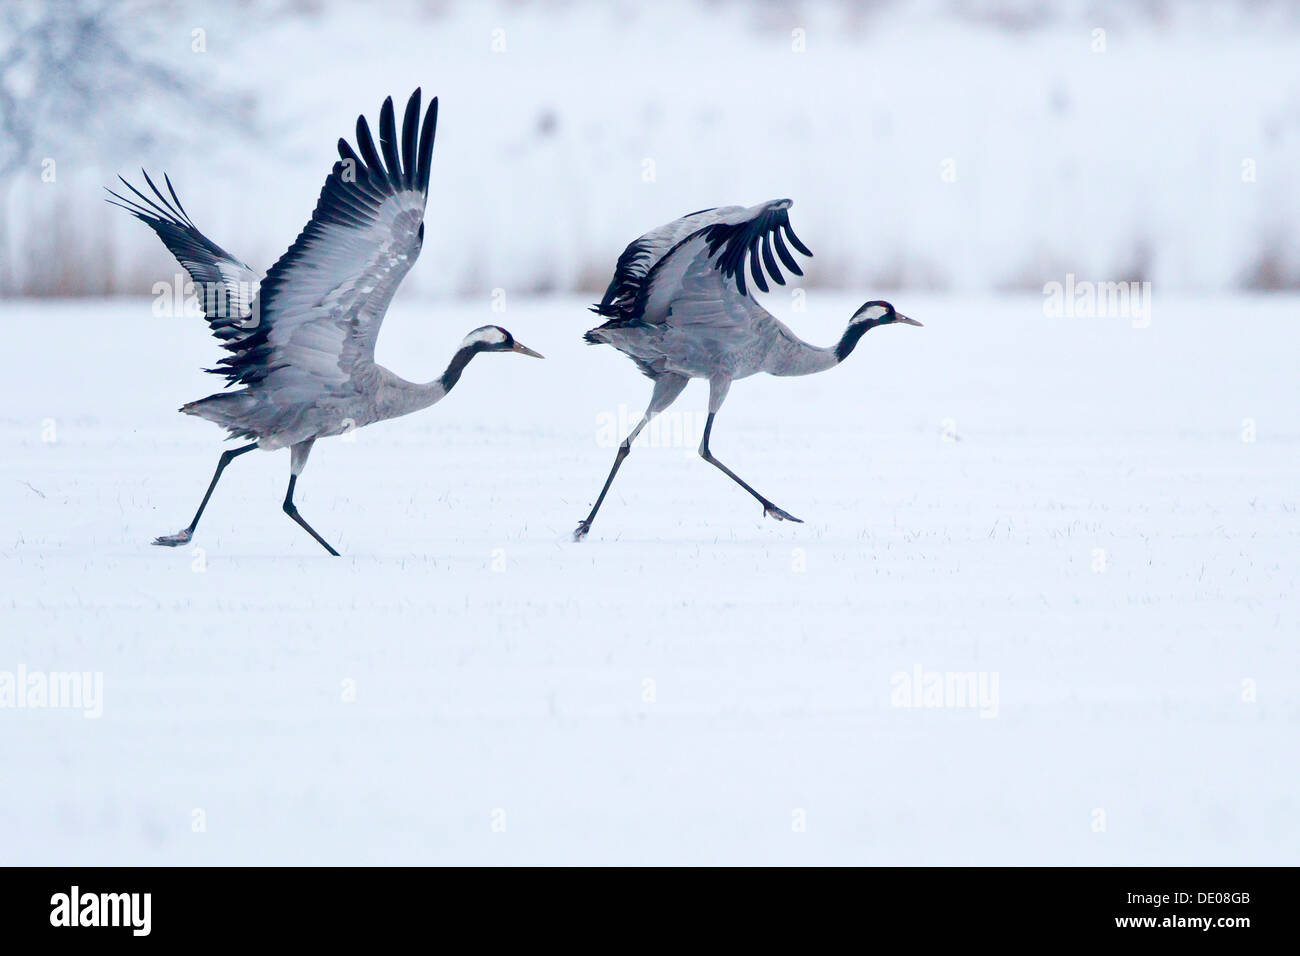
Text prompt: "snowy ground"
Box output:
[[0, 291, 1296, 865]]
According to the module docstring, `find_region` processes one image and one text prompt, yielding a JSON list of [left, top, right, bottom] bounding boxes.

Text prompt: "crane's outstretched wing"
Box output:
[[589, 199, 812, 329], [592, 206, 723, 320], [215, 89, 438, 393], [106, 171, 260, 338]]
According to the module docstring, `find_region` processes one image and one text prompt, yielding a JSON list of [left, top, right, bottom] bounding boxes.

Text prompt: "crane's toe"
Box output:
[[572, 520, 592, 542], [152, 530, 193, 547], [763, 504, 803, 523]]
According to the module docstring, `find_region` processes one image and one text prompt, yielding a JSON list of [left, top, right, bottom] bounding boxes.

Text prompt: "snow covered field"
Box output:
[[1, 291, 1295, 865]]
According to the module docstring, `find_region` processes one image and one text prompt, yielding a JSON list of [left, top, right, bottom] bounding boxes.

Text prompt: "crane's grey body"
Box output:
[[575, 198, 920, 540], [109, 90, 541, 554], [590, 309, 839, 381], [190, 364, 452, 451]]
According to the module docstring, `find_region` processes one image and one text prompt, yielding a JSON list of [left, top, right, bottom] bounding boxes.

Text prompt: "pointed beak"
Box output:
[[511, 342, 545, 358], [896, 315, 923, 327]]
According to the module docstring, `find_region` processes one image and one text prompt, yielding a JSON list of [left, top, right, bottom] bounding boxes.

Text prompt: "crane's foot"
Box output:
[[762, 503, 803, 523], [152, 529, 193, 547], [573, 520, 592, 542]]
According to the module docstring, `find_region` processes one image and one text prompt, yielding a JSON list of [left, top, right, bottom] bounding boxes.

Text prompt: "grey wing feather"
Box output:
[[585, 199, 815, 378], [217, 90, 439, 394], [646, 235, 764, 375], [106, 171, 260, 337], [635, 199, 812, 323], [590, 206, 732, 321], [590, 199, 812, 328]]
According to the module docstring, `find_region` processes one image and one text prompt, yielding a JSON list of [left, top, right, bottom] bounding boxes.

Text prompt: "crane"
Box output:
[[108, 90, 542, 555], [574, 199, 919, 541]]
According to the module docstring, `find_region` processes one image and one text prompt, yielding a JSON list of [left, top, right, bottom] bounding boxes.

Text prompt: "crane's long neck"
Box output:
[[378, 343, 485, 420], [767, 319, 876, 376], [437, 342, 481, 394], [832, 319, 874, 362]]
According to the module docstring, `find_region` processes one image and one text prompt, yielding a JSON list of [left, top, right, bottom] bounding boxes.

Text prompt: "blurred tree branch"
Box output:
[[0, 0, 257, 176]]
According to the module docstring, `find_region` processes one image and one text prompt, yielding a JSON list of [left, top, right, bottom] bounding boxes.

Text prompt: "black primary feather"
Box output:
[[378, 96, 402, 189], [701, 200, 811, 300], [354, 114, 384, 179], [416, 96, 438, 194], [401, 89, 421, 189]]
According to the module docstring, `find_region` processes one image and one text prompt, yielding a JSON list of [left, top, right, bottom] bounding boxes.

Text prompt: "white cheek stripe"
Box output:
[[463, 328, 506, 348]]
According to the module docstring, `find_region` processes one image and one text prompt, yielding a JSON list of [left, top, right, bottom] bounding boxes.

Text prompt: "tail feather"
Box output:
[[584, 315, 649, 345], [181, 391, 260, 440]]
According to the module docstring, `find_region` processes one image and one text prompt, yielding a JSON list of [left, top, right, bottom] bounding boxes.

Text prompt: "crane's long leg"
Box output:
[[282, 439, 339, 556], [698, 376, 802, 523], [573, 373, 688, 541], [153, 441, 258, 547]]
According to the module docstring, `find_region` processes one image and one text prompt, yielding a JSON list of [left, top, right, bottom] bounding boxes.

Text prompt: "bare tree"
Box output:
[[1, 0, 254, 174], [0, 0, 255, 293]]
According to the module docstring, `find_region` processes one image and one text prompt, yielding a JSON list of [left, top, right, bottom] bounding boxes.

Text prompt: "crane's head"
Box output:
[[441, 326, 543, 393], [851, 300, 922, 329], [462, 325, 544, 358], [835, 301, 921, 361]]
